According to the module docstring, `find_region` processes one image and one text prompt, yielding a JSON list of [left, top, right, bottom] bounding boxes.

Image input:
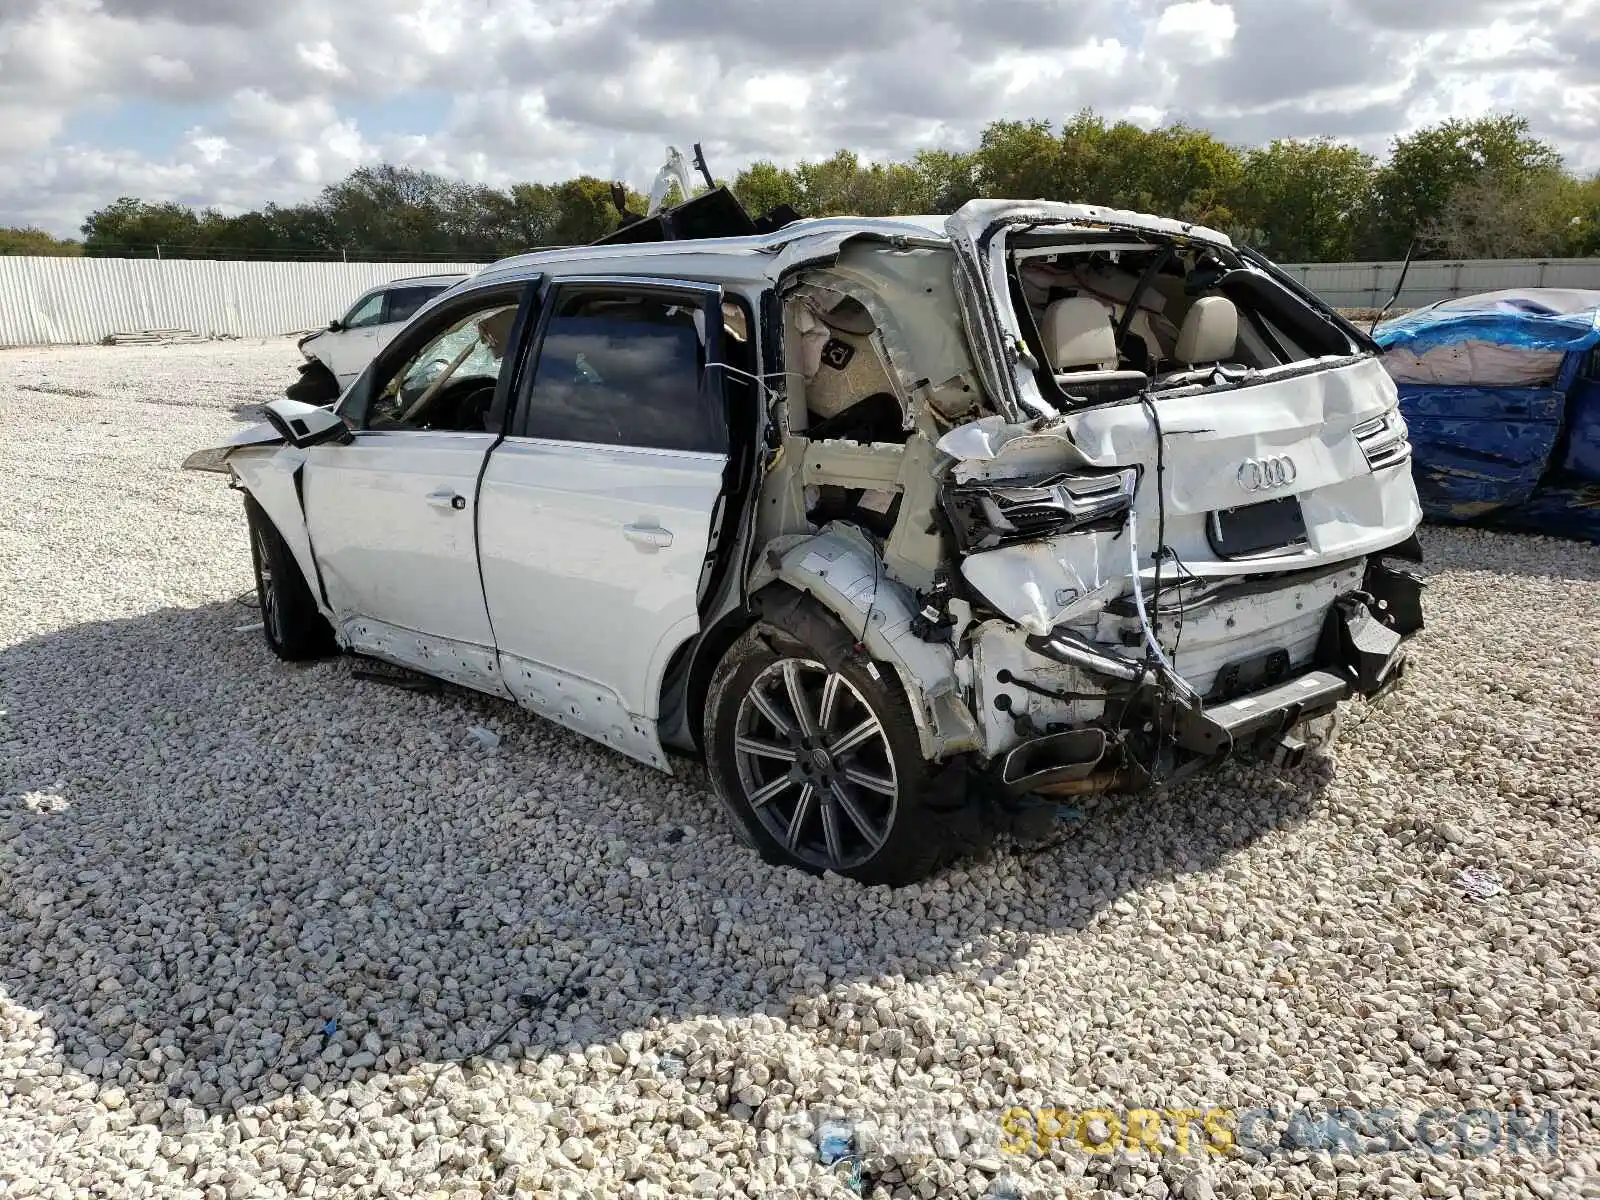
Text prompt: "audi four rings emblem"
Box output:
[[1237, 455, 1298, 492]]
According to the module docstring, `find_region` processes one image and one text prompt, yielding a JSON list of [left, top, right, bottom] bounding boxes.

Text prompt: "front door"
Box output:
[[477, 280, 733, 767], [326, 290, 386, 386], [301, 285, 533, 693]]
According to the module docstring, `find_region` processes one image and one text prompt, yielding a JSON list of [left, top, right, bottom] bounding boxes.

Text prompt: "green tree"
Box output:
[[909, 149, 978, 213], [81, 198, 208, 256], [732, 161, 804, 216], [547, 176, 626, 245], [1370, 115, 1565, 257], [58, 110, 1600, 264], [972, 119, 1062, 200], [1572, 174, 1600, 256], [0, 227, 82, 255], [314, 165, 462, 254], [1234, 139, 1376, 262], [1423, 169, 1597, 259]]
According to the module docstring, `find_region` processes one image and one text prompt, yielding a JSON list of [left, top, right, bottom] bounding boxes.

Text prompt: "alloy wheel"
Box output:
[[253, 527, 282, 644], [732, 658, 899, 872]]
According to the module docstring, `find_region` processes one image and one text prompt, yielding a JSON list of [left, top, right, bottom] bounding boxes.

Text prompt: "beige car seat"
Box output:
[[1173, 296, 1239, 366], [1040, 297, 1118, 370]]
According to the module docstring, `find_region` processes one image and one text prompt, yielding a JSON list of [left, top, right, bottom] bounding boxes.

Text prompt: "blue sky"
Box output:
[[2, 0, 1597, 236]]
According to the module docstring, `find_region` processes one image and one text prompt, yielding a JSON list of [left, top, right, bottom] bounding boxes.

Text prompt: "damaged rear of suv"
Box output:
[[704, 199, 1424, 881], [189, 191, 1423, 888]]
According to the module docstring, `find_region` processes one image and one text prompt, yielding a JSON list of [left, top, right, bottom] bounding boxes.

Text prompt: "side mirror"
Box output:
[[328, 320, 343, 332], [262, 398, 353, 449]]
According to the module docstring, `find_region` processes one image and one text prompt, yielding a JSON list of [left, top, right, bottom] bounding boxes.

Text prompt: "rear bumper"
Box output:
[[1176, 562, 1420, 757], [994, 553, 1424, 797]]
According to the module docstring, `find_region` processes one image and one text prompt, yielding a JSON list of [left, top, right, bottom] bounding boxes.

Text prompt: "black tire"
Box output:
[[703, 601, 946, 886], [285, 361, 340, 405], [243, 494, 338, 662]]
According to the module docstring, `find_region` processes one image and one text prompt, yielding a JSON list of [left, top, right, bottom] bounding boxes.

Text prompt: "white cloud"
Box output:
[[140, 53, 192, 85], [1151, 0, 1238, 61], [295, 40, 348, 79], [0, 0, 1596, 236]]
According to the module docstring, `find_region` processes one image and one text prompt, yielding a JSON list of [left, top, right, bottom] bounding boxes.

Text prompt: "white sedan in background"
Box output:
[[286, 273, 470, 404]]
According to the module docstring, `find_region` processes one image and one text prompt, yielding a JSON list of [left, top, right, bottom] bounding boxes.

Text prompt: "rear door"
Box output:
[[477, 277, 732, 768]]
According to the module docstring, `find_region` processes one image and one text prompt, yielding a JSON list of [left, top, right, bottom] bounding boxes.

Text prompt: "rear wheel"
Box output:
[[244, 495, 337, 661], [703, 606, 946, 885]]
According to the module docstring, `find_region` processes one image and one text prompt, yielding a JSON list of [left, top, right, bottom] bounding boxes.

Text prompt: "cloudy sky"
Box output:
[[2, 0, 1597, 236]]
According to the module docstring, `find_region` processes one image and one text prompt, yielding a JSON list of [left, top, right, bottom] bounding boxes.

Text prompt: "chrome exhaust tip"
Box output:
[[1000, 728, 1108, 795]]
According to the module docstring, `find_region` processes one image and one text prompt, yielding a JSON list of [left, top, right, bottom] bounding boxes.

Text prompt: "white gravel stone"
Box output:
[[2, 339, 1597, 1199]]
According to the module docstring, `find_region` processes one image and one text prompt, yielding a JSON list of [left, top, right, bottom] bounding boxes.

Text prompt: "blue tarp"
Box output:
[[1375, 289, 1600, 542], [1564, 376, 1600, 480], [1397, 385, 1564, 517], [1376, 288, 1600, 356]]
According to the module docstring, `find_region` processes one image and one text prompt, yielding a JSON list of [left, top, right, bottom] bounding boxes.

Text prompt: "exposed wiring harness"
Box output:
[[1125, 393, 1197, 782], [1125, 516, 1191, 697]]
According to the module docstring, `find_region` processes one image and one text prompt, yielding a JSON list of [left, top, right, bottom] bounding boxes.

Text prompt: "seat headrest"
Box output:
[[1040, 296, 1117, 371], [1173, 296, 1238, 365]]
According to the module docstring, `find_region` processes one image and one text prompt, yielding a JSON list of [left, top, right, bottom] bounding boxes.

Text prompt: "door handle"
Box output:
[[428, 489, 467, 511], [623, 522, 674, 549]]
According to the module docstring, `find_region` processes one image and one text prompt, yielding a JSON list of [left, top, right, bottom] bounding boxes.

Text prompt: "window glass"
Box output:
[[385, 285, 446, 325], [522, 291, 723, 452], [366, 302, 518, 432], [341, 291, 386, 330]]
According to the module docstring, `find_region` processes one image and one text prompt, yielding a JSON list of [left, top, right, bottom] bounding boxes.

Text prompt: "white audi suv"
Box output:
[[188, 197, 1425, 885]]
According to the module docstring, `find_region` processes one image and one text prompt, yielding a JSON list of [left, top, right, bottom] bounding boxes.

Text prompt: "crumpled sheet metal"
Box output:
[[1397, 385, 1563, 516]]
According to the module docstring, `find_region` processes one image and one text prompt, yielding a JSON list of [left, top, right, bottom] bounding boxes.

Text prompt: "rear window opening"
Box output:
[[1005, 234, 1360, 407], [781, 243, 988, 446]]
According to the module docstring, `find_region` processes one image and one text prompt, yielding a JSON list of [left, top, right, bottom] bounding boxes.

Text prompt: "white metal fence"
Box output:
[[0, 257, 484, 348], [3, 253, 1599, 348], [1279, 257, 1600, 310]]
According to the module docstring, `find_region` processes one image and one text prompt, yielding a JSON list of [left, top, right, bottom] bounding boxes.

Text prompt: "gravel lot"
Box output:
[[2, 339, 1597, 1200]]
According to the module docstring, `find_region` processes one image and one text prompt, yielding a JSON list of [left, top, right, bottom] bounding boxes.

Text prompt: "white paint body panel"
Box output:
[[954, 357, 1423, 643], [1153, 563, 1363, 697], [299, 431, 505, 692], [475, 437, 728, 768], [307, 317, 422, 387], [315, 323, 381, 388], [184, 203, 1429, 785], [227, 445, 326, 624]]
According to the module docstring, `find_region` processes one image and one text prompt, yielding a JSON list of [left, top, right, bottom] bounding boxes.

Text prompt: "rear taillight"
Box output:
[[1354, 409, 1411, 472], [943, 467, 1139, 552]]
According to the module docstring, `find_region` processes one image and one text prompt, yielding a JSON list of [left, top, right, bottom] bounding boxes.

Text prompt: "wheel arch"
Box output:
[[745, 527, 984, 760], [659, 582, 874, 757], [659, 602, 766, 755], [231, 448, 339, 631]]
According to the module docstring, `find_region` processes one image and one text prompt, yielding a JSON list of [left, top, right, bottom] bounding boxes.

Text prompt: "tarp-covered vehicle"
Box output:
[[1375, 289, 1600, 541], [186, 196, 1426, 885]]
